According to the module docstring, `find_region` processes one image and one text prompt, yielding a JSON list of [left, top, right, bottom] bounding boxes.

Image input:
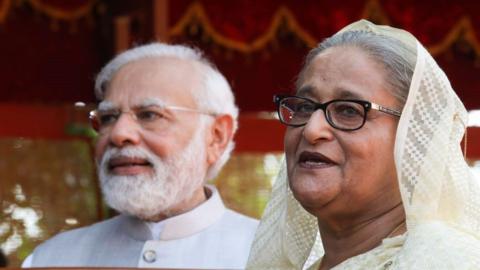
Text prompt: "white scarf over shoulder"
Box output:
[[246, 20, 480, 270]]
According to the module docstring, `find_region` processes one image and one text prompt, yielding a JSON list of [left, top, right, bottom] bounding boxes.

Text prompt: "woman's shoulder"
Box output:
[[397, 221, 480, 269]]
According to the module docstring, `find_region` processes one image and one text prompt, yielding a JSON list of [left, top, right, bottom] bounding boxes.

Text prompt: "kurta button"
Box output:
[[143, 250, 157, 263]]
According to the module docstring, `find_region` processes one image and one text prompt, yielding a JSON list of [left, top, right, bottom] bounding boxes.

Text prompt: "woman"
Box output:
[[247, 20, 480, 269]]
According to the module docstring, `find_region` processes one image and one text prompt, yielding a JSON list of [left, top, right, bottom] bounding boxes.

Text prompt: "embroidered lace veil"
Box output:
[[246, 20, 480, 270]]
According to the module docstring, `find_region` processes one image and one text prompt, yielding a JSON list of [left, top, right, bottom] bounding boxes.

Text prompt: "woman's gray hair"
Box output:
[[297, 30, 417, 108], [95, 43, 238, 181]]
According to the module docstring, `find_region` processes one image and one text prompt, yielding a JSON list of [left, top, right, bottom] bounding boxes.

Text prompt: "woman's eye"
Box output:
[[296, 102, 314, 113], [334, 104, 363, 117]]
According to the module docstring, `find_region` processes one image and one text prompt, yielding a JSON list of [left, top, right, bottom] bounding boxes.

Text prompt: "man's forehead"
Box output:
[[120, 56, 201, 75], [107, 56, 202, 87], [103, 57, 201, 107]]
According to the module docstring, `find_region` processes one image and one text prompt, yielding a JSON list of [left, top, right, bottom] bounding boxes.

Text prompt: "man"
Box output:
[[23, 43, 258, 269]]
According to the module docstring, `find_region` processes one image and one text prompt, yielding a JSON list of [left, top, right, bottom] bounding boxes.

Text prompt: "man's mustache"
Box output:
[[100, 147, 159, 174]]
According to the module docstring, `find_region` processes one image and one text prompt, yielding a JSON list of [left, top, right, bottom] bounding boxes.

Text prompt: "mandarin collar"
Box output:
[[144, 185, 225, 240]]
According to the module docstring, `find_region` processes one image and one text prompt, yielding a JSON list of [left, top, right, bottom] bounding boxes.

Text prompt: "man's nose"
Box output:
[[302, 110, 334, 144], [108, 113, 141, 147]]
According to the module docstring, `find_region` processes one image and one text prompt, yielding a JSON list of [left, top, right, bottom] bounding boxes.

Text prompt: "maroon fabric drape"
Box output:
[[170, 0, 480, 47], [1, 0, 480, 111], [168, 0, 480, 111]]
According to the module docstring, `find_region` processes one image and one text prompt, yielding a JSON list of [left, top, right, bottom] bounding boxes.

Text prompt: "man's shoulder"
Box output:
[[221, 208, 259, 230], [199, 208, 258, 262], [37, 215, 129, 248], [58, 214, 125, 234], [29, 215, 148, 267]]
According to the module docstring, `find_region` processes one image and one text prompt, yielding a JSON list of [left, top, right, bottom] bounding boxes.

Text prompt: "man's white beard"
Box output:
[[97, 128, 207, 220]]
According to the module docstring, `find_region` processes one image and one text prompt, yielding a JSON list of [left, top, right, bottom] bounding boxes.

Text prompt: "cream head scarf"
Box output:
[[247, 20, 480, 269]]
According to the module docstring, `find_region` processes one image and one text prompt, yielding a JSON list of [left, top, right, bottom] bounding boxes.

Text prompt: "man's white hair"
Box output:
[[95, 43, 239, 180]]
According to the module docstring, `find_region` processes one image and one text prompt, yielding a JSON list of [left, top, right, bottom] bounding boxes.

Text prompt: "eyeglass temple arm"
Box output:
[[168, 106, 218, 116], [371, 103, 402, 117]]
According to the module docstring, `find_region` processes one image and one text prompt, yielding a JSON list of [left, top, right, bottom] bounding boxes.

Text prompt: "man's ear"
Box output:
[[206, 114, 234, 166]]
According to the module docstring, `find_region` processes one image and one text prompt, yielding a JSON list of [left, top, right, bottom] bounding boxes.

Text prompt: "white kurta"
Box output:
[[23, 185, 259, 269]]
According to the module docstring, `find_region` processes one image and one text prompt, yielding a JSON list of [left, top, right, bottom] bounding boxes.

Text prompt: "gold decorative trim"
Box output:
[[428, 16, 480, 57], [361, 0, 390, 25], [28, 0, 96, 21], [0, 0, 11, 23], [170, 1, 480, 57], [170, 3, 317, 53]]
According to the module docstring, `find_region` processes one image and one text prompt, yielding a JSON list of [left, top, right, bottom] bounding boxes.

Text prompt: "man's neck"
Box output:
[[318, 203, 406, 270], [145, 186, 209, 223]]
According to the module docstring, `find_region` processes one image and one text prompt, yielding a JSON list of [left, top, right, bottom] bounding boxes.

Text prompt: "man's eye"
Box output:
[[99, 113, 119, 125], [136, 110, 163, 121]]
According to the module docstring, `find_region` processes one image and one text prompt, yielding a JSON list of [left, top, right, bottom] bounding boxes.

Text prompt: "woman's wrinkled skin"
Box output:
[[285, 46, 406, 269]]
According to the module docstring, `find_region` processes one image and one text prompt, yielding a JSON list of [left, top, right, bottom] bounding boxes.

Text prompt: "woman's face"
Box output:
[[285, 46, 402, 223]]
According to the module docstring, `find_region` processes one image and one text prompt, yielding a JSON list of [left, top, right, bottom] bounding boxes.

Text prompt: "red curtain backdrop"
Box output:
[[0, 0, 103, 104], [0, 0, 480, 155], [169, 0, 480, 52], [1, 0, 479, 110], [168, 0, 480, 111]]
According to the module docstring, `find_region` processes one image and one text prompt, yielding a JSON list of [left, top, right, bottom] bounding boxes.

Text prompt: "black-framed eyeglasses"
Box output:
[[274, 94, 401, 131]]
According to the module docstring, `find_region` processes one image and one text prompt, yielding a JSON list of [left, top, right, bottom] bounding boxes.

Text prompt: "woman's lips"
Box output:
[[108, 157, 153, 175], [298, 151, 336, 169]]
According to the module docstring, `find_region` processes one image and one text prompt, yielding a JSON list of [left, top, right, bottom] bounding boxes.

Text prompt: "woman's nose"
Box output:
[[302, 110, 334, 144], [108, 113, 142, 147]]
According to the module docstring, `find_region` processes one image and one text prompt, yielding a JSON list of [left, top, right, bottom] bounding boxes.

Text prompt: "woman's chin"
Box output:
[[292, 188, 338, 214], [290, 173, 340, 202]]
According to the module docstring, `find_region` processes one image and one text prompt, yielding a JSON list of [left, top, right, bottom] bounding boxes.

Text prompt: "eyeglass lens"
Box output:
[[90, 107, 166, 133], [278, 97, 366, 130]]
